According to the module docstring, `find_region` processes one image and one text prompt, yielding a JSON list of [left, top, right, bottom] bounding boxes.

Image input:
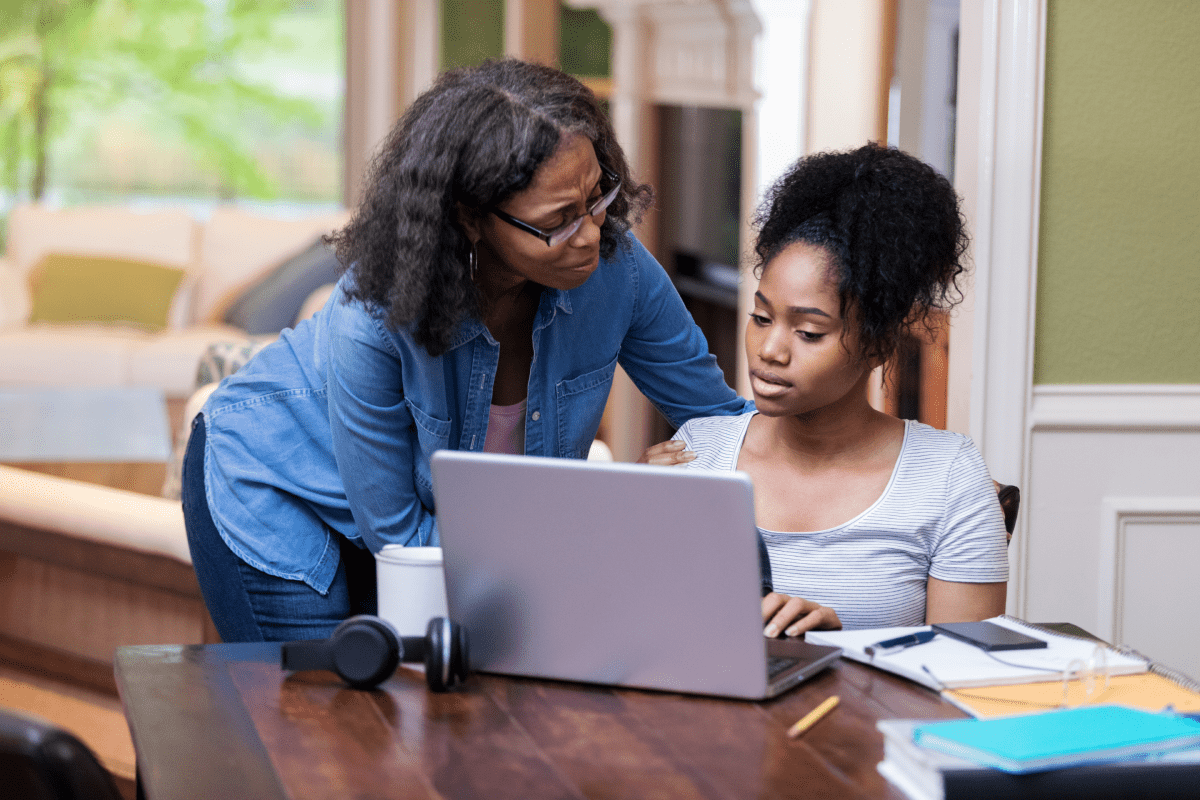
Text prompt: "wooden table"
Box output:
[[115, 642, 967, 800]]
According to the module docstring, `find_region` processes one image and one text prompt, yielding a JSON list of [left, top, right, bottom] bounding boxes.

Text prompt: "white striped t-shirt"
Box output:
[[674, 413, 1009, 629]]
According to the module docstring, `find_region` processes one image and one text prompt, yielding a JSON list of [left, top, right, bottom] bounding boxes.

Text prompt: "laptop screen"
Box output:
[[431, 450, 815, 698]]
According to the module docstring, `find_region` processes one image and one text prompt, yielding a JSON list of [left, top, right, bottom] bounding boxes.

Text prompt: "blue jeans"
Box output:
[[182, 415, 376, 642]]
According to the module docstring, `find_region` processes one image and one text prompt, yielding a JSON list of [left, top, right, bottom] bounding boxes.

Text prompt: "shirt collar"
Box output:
[[446, 286, 573, 351], [446, 319, 486, 350], [551, 287, 573, 315]]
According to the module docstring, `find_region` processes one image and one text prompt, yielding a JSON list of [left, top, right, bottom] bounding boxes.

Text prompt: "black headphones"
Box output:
[[281, 614, 469, 692]]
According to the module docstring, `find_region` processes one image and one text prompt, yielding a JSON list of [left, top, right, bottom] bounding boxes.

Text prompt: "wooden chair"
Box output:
[[993, 482, 1021, 543]]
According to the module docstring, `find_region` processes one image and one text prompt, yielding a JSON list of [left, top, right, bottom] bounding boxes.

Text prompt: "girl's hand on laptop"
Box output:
[[638, 439, 696, 466], [761, 592, 842, 638]]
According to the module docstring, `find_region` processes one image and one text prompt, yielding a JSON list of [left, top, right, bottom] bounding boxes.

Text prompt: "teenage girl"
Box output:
[[645, 143, 1008, 634]]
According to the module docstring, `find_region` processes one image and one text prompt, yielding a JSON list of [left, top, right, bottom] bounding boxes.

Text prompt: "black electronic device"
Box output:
[[281, 614, 469, 692], [931, 621, 1047, 652]]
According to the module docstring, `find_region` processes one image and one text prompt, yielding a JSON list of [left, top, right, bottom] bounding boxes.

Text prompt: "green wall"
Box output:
[[1035, 0, 1200, 384], [560, 6, 611, 77], [441, 0, 504, 70], [440, 2, 612, 76]]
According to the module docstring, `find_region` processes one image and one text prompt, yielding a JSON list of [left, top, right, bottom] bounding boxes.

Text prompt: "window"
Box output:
[[0, 0, 345, 231]]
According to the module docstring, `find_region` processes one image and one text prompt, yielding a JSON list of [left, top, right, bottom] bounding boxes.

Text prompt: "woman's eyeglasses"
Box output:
[[489, 167, 621, 247]]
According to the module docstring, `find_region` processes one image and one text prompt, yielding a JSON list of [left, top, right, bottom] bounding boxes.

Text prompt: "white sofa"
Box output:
[[0, 203, 349, 398], [0, 202, 347, 690]]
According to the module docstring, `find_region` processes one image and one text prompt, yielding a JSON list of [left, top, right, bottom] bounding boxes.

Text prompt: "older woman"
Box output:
[[182, 59, 750, 642]]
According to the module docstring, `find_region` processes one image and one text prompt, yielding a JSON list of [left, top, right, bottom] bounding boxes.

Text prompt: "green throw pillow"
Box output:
[[28, 253, 187, 331]]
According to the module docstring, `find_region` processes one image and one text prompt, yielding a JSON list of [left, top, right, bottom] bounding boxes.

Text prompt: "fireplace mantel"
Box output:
[[569, 0, 761, 110]]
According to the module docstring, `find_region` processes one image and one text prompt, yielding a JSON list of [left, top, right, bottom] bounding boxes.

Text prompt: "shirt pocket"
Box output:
[[405, 397, 452, 492], [555, 355, 618, 458]]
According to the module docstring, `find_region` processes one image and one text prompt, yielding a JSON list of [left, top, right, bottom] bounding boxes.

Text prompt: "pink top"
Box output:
[[483, 399, 527, 455]]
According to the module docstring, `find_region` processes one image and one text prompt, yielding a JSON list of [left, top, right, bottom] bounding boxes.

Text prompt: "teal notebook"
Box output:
[[912, 705, 1200, 774]]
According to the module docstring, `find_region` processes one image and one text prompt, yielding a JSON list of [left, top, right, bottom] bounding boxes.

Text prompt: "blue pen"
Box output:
[[865, 630, 937, 658]]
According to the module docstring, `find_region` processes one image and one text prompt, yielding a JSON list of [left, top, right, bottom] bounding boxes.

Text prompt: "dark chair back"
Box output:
[[0, 709, 123, 800], [993, 482, 1021, 543]]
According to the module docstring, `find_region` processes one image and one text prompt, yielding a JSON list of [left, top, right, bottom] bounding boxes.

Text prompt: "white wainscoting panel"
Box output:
[[1096, 497, 1200, 680], [1024, 385, 1200, 679]]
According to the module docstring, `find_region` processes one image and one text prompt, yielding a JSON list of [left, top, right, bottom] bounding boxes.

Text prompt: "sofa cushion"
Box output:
[[195, 206, 350, 324], [28, 254, 186, 331], [295, 283, 336, 326], [191, 336, 275, 388], [0, 324, 254, 398], [127, 324, 255, 399], [0, 325, 143, 388], [0, 257, 30, 328], [221, 237, 340, 335], [5, 205, 197, 277]]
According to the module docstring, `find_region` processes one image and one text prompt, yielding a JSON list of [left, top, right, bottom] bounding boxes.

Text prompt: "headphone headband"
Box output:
[[281, 615, 469, 692]]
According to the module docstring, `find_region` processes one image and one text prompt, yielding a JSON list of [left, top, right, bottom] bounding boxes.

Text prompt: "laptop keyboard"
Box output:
[[767, 656, 799, 678]]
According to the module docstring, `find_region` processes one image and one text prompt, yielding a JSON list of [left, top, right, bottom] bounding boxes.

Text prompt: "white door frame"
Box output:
[[949, 0, 1046, 616]]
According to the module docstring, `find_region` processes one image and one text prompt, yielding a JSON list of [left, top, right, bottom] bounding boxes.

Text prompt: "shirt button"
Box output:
[[531, 411, 541, 421]]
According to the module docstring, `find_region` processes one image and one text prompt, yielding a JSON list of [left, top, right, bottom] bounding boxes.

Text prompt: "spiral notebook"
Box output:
[[805, 616, 1150, 690], [938, 620, 1200, 718]]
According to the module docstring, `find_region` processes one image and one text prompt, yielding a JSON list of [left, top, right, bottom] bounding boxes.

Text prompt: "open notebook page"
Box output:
[[806, 616, 1148, 690]]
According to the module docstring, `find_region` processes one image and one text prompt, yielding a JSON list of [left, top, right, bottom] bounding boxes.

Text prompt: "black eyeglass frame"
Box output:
[[487, 166, 622, 247]]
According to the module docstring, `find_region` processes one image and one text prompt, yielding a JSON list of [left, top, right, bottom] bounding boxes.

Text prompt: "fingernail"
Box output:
[[785, 627, 800, 637], [764, 624, 778, 638]]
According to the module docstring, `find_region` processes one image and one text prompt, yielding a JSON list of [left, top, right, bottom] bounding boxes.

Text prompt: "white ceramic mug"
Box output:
[[375, 545, 449, 638]]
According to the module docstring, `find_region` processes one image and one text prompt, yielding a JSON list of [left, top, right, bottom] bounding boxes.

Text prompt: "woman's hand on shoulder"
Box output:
[[761, 592, 842, 638], [638, 439, 696, 466]]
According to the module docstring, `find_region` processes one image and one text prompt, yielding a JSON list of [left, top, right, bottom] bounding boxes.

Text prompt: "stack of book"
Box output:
[[877, 707, 1200, 800], [806, 617, 1200, 797]]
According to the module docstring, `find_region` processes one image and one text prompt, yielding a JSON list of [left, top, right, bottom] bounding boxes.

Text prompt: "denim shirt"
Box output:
[[202, 233, 751, 593]]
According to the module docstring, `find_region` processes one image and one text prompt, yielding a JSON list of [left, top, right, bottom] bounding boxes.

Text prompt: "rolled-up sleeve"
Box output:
[[616, 238, 752, 428]]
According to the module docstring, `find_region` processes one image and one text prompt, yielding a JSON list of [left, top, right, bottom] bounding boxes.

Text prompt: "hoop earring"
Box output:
[[469, 243, 478, 280]]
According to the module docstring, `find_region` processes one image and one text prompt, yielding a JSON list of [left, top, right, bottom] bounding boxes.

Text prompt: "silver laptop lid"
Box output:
[[432, 450, 776, 698]]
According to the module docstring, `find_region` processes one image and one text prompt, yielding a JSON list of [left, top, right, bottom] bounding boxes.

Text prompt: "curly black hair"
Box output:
[[753, 143, 968, 367], [326, 59, 652, 356]]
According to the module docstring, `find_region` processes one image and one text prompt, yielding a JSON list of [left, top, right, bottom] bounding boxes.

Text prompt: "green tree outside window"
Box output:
[[0, 0, 340, 209]]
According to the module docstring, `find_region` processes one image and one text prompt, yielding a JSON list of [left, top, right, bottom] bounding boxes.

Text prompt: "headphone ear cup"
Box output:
[[423, 617, 470, 693], [424, 617, 449, 693], [327, 615, 401, 690], [450, 619, 470, 686]]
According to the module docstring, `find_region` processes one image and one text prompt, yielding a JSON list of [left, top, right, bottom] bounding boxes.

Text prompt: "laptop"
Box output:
[[430, 450, 842, 700]]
